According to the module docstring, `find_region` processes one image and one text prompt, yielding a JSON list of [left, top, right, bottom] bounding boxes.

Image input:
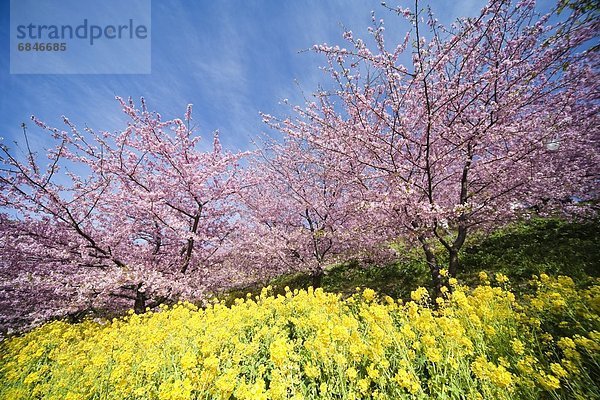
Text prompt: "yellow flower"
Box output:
[[550, 363, 568, 378], [269, 337, 291, 367], [540, 333, 553, 343], [557, 337, 576, 350], [358, 378, 371, 394], [511, 339, 525, 355], [411, 287, 429, 302], [425, 348, 442, 363], [158, 379, 193, 400], [319, 382, 328, 394], [472, 355, 513, 388], [421, 334, 435, 347], [493, 366, 513, 388], [346, 367, 358, 379], [304, 363, 320, 379], [367, 363, 380, 380], [574, 335, 600, 352], [483, 325, 496, 335], [394, 369, 420, 394], [215, 369, 238, 395], [362, 288, 376, 302], [180, 351, 196, 370], [536, 372, 561, 390], [517, 356, 537, 375]]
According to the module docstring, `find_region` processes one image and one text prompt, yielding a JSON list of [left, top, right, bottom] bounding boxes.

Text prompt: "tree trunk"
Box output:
[[181, 210, 201, 274], [134, 284, 146, 314], [311, 268, 324, 289], [418, 236, 442, 299], [448, 249, 460, 277], [429, 264, 443, 300]]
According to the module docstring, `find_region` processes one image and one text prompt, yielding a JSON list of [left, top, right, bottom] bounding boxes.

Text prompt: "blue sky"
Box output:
[[1, 0, 515, 153]]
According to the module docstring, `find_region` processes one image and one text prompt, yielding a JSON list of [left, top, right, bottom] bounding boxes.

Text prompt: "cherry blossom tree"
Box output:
[[262, 0, 599, 293], [0, 98, 247, 332], [238, 135, 393, 287]]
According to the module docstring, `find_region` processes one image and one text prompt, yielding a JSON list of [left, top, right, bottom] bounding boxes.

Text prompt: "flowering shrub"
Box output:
[[1, 275, 598, 399]]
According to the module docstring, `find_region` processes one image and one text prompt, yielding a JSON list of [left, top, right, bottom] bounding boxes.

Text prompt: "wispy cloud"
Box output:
[[1, 0, 542, 155]]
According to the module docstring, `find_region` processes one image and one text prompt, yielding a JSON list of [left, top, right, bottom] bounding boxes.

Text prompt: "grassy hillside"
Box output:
[[461, 218, 600, 281], [221, 217, 600, 304]]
